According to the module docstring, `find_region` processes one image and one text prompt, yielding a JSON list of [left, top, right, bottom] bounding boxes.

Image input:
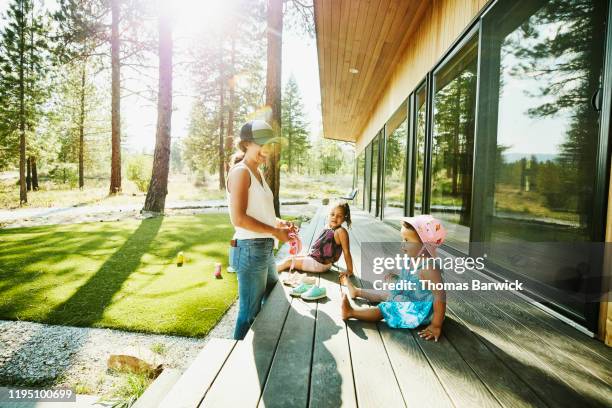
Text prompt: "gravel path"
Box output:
[[0, 302, 238, 396], [0, 199, 317, 229]]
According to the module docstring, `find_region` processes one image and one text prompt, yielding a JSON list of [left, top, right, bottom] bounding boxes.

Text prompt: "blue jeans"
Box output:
[[233, 238, 278, 340]]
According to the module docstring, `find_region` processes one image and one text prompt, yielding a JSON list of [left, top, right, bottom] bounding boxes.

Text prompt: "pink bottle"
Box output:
[[214, 262, 222, 279]]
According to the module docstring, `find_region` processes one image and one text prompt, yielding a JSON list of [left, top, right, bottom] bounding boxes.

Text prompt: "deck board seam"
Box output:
[[254, 290, 296, 407], [445, 296, 596, 406], [445, 305, 554, 408], [348, 241, 409, 408], [443, 267, 612, 386], [195, 340, 239, 407], [442, 322, 514, 408], [445, 308, 551, 408]]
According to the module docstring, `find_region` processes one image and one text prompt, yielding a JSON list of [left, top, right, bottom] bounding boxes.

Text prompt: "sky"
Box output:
[[0, 0, 323, 153]]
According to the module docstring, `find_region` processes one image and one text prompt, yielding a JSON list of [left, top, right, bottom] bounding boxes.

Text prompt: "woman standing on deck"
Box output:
[[227, 120, 294, 339]]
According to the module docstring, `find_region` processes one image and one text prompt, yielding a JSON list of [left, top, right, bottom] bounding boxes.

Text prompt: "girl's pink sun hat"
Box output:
[[400, 214, 447, 256]]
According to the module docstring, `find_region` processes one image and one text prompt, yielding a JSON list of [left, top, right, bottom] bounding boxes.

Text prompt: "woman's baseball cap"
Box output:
[[239, 120, 277, 146], [400, 214, 447, 256]]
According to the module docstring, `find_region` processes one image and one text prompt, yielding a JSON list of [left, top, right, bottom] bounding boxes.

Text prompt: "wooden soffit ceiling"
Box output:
[[314, 0, 427, 142]]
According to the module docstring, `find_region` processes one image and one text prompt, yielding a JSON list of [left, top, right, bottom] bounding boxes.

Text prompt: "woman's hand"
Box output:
[[418, 324, 442, 342], [278, 219, 298, 233], [273, 227, 292, 243]]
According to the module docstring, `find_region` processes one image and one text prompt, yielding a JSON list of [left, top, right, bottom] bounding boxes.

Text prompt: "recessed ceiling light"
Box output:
[[349, 68, 359, 74]]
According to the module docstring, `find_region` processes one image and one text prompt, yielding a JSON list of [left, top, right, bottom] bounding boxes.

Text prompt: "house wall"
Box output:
[[356, 0, 489, 153]]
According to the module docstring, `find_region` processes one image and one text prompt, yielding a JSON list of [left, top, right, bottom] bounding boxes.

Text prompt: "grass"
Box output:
[[0, 213, 237, 337], [100, 372, 152, 408]]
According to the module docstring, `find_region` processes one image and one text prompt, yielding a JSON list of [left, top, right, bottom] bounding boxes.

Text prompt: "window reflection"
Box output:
[[383, 108, 408, 223], [431, 37, 478, 252], [413, 84, 427, 215], [481, 0, 607, 319], [355, 153, 365, 209], [370, 134, 380, 216]]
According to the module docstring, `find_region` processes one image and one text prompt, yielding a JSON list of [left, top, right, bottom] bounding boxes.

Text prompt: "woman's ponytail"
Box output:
[[230, 140, 249, 168]]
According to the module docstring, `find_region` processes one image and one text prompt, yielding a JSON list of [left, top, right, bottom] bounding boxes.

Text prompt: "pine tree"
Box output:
[[143, 9, 173, 213], [184, 0, 266, 185], [0, 0, 51, 204], [281, 76, 309, 173], [53, 0, 108, 189]]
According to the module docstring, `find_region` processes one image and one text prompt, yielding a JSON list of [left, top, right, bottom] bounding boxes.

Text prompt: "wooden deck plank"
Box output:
[[346, 318, 406, 408], [134, 369, 181, 408], [413, 328, 502, 408], [442, 314, 547, 408], [310, 271, 357, 408], [378, 325, 454, 407], [439, 248, 612, 369], [446, 271, 612, 383], [159, 339, 236, 408], [258, 283, 317, 407], [445, 287, 605, 407], [344, 221, 406, 408], [199, 282, 292, 408], [257, 207, 328, 407], [444, 273, 612, 407]]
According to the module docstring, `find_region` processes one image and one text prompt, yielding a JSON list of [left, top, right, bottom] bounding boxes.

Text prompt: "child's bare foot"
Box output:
[[339, 274, 358, 299], [341, 293, 352, 320]]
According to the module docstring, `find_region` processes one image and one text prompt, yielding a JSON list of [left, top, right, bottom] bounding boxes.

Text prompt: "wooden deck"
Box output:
[[145, 208, 612, 408]]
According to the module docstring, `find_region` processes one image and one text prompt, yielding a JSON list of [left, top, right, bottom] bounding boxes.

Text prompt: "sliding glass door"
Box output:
[[383, 105, 408, 223], [364, 142, 372, 213], [370, 132, 382, 217], [472, 0, 609, 327], [430, 34, 478, 253], [411, 82, 428, 216], [355, 153, 365, 210]]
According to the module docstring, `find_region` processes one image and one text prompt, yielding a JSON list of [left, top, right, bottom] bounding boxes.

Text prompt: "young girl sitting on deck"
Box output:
[[277, 202, 354, 276], [340, 214, 447, 342]]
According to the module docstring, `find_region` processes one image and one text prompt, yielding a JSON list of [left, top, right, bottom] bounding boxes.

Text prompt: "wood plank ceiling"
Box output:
[[314, 0, 427, 142]]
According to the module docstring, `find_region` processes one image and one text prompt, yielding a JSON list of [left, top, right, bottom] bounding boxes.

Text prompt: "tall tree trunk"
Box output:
[[288, 130, 292, 173], [143, 12, 173, 213], [218, 41, 226, 191], [18, 0, 26, 204], [109, 0, 121, 194], [264, 0, 283, 216], [26, 156, 31, 191], [79, 64, 86, 189], [225, 35, 236, 174], [31, 156, 38, 190]]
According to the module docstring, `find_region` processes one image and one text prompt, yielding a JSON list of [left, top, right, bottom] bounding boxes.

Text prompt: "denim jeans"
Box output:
[[233, 238, 278, 340]]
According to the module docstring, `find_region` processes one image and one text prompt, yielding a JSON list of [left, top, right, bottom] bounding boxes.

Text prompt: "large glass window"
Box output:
[[412, 83, 427, 215], [430, 36, 478, 252], [476, 0, 608, 324], [370, 133, 381, 216], [355, 153, 365, 210], [364, 143, 372, 212], [383, 105, 408, 223]]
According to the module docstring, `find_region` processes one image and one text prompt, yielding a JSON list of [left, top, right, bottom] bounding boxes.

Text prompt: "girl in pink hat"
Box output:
[[340, 214, 447, 341]]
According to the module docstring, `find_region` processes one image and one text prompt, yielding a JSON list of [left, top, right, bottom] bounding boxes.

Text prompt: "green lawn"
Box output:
[[0, 214, 237, 337]]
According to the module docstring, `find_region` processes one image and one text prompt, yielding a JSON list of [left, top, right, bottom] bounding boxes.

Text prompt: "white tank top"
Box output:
[[227, 162, 277, 240]]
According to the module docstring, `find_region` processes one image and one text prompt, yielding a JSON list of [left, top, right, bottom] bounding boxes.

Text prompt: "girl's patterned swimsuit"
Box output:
[[377, 265, 435, 329]]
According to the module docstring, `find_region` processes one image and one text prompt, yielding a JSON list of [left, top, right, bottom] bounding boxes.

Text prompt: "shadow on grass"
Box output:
[[44, 217, 163, 327]]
